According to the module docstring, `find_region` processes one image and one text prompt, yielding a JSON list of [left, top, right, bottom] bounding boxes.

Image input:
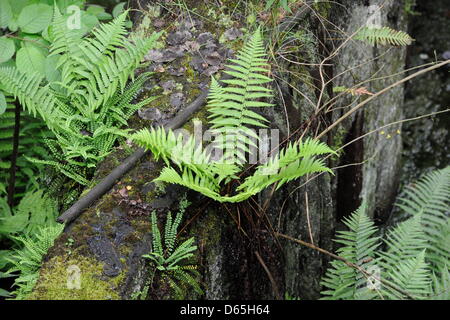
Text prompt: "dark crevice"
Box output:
[[336, 111, 365, 221]]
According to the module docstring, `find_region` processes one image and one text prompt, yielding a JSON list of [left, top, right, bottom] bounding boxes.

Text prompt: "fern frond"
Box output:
[[381, 250, 431, 300], [396, 166, 450, 272], [0, 68, 57, 123], [321, 203, 380, 300], [155, 167, 222, 201], [377, 214, 427, 272], [207, 28, 273, 166], [355, 26, 413, 46], [238, 138, 336, 195], [431, 265, 450, 300], [6, 224, 64, 299]]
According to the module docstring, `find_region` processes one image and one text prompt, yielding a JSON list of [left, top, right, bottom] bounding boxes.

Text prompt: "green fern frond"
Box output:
[[237, 138, 336, 194], [377, 214, 428, 272], [431, 266, 450, 300], [144, 198, 201, 297], [207, 28, 273, 166], [6, 224, 64, 299], [321, 203, 380, 300], [355, 26, 413, 46], [0, 68, 57, 122], [382, 250, 431, 300], [0, 10, 161, 187], [396, 166, 450, 272]]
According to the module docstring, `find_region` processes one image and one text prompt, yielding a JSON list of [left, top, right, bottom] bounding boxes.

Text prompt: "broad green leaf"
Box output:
[[16, 45, 46, 76], [0, 91, 6, 115], [17, 4, 53, 34], [10, 0, 28, 15], [44, 54, 61, 82], [113, 2, 126, 18], [0, 37, 15, 63], [0, 0, 12, 28], [7, 18, 18, 32], [86, 4, 105, 16], [97, 12, 113, 21]]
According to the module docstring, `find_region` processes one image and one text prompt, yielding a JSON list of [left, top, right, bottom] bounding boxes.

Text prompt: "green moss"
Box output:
[[29, 255, 125, 300]]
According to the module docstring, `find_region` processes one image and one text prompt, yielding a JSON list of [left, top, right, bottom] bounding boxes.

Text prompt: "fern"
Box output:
[[143, 197, 202, 297], [207, 27, 273, 166], [0, 10, 161, 186], [321, 203, 380, 300], [355, 26, 413, 46], [396, 167, 450, 272], [0, 95, 51, 200], [5, 224, 64, 300], [0, 189, 59, 236], [321, 167, 450, 300], [131, 29, 335, 203]]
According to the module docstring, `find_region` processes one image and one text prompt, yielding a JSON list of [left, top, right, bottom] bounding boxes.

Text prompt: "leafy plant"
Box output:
[[0, 189, 61, 298], [0, 9, 160, 185], [0, 95, 51, 201], [5, 224, 64, 299], [265, 0, 292, 12], [0, 189, 59, 236], [143, 197, 203, 298], [131, 29, 336, 203], [0, 1, 134, 197], [321, 166, 450, 300], [355, 26, 414, 46]]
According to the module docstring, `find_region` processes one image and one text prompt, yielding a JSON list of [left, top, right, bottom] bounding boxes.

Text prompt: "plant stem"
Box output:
[[7, 100, 21, 208]]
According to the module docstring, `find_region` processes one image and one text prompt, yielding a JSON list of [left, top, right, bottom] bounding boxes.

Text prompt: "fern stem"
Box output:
[[7, 100, 21, 208]]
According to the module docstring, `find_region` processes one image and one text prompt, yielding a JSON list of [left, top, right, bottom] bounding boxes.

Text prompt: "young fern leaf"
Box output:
[[143, 199, 201, 297], [6, 224, 64, 299], [355, 26, 413, 46], [322, 167, 449, 300], [207, 28, 273, 166], [237, 138, 336, 194]]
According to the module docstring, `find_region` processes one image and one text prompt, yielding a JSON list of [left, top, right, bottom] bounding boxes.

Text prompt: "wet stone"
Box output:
[[138, 107, 163, 121], [170, 92, 186, 109], [161, 80, 176, 93], [166, 30, 193, 46], [168, 66, 186, 76], [87, 235, 123, 277], [223, 27, 243, 41], [197, 32, 214, 45], [141, 181, 156, 195]]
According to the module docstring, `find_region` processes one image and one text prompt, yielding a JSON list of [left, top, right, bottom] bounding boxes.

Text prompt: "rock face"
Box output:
[[400, 0, 450, 187], [33, 1, 410, 300]]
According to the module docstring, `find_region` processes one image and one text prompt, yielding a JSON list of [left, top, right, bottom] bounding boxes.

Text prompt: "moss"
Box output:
[[330, 125, 348, 154], [313, 1, 331, 18], [29, 255, 125, 300]]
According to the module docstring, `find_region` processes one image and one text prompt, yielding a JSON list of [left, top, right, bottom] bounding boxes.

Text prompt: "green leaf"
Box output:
[[86, 5, 105, 16], [44, 54, 61, 82], [0, 91, 6, 115], [0, 37, 15, 63], [17, 4, 53, 34], [0, 0, 12, 28], [16, 45, 46, 76], [112, 2, 126, 18]]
